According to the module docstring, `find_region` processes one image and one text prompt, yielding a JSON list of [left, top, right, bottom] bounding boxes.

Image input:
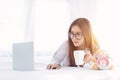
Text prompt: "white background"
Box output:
[[0, 0, 120, 65]]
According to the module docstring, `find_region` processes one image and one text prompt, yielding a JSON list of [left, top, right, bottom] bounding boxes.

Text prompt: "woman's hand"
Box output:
[[84, 53, 96, 63], [46, 63, 61, 70], [84, 53, 91, 63], [84, 53, 99, 70]]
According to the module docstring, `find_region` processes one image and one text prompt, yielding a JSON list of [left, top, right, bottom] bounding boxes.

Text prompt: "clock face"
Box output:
[[97, 57, 109, 66], [97, 56, 110, 70]]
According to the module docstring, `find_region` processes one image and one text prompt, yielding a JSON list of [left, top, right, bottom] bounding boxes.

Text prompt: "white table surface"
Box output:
[[0, 56, 119, 80]]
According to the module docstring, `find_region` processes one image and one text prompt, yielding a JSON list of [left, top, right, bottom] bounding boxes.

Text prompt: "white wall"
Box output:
[[34, 0, 70, 56], [0, 0, 120, 66], [0, 0, 24, 56], [68, 0, 97, 23]]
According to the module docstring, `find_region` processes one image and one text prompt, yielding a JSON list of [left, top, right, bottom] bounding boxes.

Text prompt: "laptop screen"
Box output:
[[12, 42, 34, 71]]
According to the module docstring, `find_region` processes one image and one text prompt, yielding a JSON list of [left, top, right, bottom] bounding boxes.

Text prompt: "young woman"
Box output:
[[47, 18, 113, 70]]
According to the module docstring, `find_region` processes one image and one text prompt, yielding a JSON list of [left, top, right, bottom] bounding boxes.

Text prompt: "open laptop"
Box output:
[[12, 42, 34, 71]]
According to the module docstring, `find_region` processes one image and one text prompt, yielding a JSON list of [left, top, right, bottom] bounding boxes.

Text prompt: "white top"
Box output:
[[50, 41, 70, 66], [50, 41, 113, 69]]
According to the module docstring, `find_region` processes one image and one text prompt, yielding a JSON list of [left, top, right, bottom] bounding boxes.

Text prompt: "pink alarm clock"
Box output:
[[97, 56, 111, 70]]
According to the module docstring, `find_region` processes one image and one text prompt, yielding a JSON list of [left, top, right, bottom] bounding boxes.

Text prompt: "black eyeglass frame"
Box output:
[[68, 32, 83, 40]]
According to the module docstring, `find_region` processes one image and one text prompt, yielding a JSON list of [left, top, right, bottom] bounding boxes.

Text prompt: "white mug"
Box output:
[[74, 50, 85, 65]]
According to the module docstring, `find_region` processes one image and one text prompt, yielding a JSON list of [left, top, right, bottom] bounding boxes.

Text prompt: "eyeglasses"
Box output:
[[68, 32, 83, 40]]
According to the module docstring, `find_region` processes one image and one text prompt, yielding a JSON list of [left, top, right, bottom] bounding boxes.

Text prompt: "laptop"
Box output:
[[12, 42, 34, 71]]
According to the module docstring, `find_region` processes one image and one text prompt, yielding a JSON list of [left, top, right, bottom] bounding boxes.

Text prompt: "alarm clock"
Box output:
[[97, 56, 112, 70]]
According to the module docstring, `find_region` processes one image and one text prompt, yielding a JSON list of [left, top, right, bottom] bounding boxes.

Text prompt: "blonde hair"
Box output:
[[68, 18, 100, 66]]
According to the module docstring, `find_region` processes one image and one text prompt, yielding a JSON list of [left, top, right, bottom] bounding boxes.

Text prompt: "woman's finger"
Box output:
[[46, 64, 52, 69]]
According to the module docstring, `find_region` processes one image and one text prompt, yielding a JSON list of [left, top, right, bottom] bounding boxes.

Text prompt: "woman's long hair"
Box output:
[[68, 18, 100, 66]]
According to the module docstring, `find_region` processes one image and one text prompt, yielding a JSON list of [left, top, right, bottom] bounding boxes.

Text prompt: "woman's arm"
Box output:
[[46, 41, 68, 70]]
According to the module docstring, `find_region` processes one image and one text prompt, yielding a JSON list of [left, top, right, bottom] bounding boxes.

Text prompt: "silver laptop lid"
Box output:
[[12, 42, 34, 71]]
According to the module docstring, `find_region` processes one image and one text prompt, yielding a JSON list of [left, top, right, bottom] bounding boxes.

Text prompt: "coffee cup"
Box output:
[[73, 50, 85, 65]]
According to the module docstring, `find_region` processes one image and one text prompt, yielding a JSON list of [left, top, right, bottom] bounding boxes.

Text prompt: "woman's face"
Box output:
[[70, 25, 85, 48]]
